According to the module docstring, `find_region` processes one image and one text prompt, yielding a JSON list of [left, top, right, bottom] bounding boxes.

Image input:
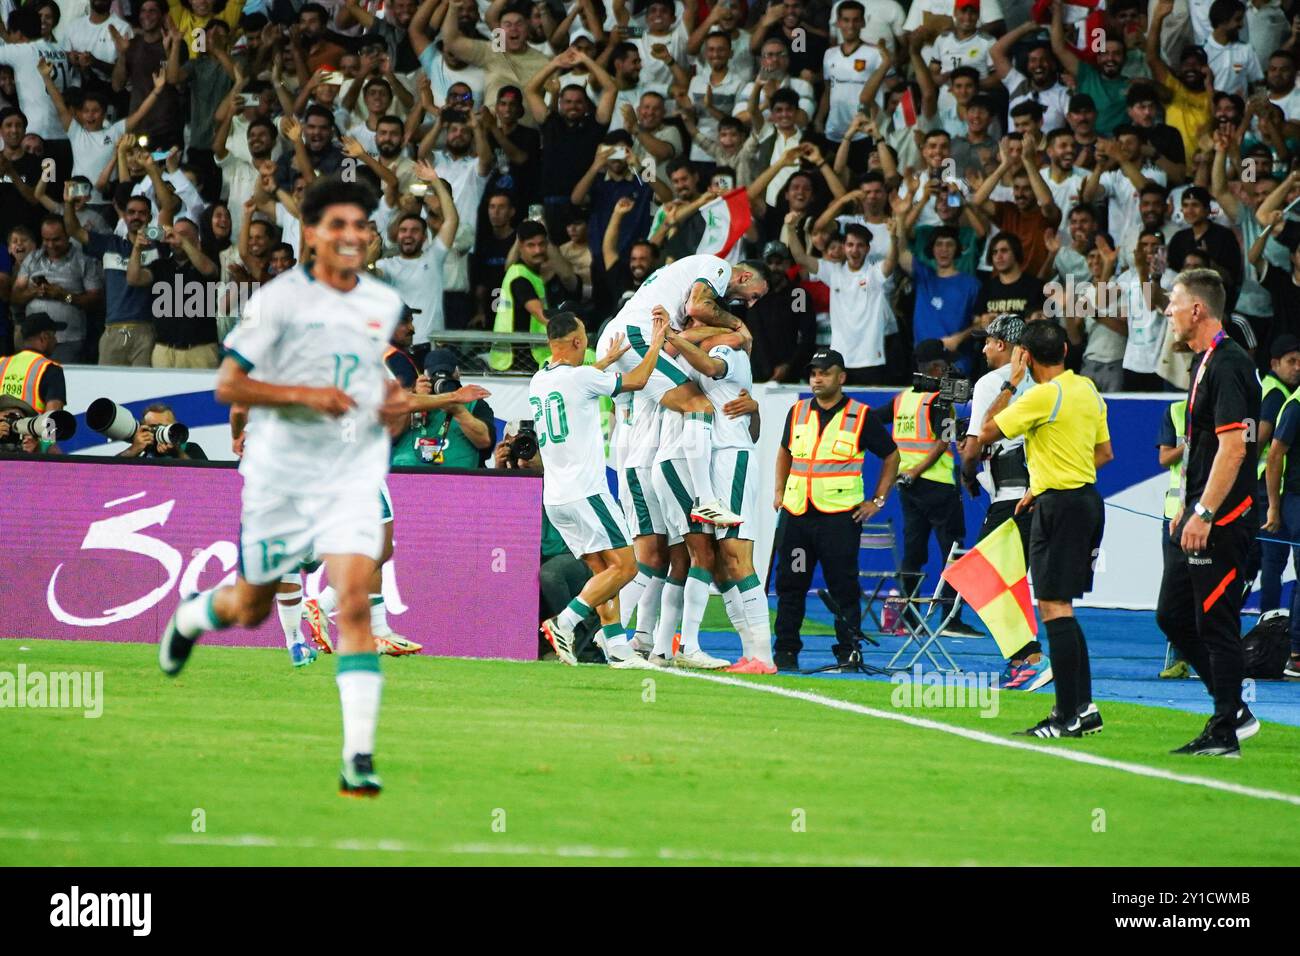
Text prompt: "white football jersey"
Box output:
[[530, 362, 622, 506], [624, 388, 665, 470], [614, 254, 732, 334], [694, 345, 754, 451], [223, 268, 403, 495]]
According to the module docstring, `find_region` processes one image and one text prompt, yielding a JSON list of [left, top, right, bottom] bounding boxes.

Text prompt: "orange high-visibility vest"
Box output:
[[892, 388, 956, 485], [782, 398, 868, 515], [0, 350, 58, 413]]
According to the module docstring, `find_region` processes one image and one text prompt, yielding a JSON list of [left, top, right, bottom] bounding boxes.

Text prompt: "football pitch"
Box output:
[[4, 636, 1300, 867]]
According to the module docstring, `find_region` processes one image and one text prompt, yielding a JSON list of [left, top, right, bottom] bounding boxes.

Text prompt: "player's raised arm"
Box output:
[[685, 279, 742, 330], [666, 328, 727, 378], [215, 357, 356, 415], [619, 310, 671, 392]]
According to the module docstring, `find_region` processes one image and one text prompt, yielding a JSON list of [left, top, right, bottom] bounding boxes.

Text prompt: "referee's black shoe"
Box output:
[[1235, 705, 1260, 741], [1171, 718, 1240, 757], [1015, 710, 1083, 739]]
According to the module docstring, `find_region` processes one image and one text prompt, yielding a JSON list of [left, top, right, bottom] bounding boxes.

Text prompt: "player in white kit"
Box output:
[[159, 178, 411, 798], [533, 311, 670, 667], [667, 328, 775, 673], [598, 254, 769, 528]]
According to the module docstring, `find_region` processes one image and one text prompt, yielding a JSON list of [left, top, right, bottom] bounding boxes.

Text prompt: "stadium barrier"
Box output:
[[0, 456, 542, 658], [43, 366, 1266, 611]]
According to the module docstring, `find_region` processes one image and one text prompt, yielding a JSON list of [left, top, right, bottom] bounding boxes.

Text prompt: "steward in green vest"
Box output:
[[1161, 398, 1187, 520], [1257, 337, 1300, 478], [392, 349, 497, 469], [489, 221, 581, 371]]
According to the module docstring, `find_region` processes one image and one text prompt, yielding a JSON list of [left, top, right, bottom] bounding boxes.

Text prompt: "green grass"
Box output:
[[3, 638, 1299, 866]]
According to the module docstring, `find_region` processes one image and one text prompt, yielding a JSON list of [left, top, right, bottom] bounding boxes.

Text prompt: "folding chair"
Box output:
[[857, 519, 904, 638], [883, 542, 970, 674]]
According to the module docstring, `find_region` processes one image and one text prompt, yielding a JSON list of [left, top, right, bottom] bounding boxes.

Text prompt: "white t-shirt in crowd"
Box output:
[[378, 236, 449, 345], [68, 118, 125, 186], [1118, 268, 1172, 375], [930, 30, 995, 77], [0, 39, 70, 140], [823, 42, 882, 143], [810, 258, 893, 369], [1203, 35, 1263, 98]]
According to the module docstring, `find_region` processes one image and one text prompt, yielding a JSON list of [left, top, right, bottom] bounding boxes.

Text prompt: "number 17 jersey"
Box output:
[[529, 362, 623, 506]]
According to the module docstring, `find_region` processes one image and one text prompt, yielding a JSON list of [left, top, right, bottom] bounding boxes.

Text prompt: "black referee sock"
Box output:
[[1073, 619, 1092, 711], [1044, 617, 1081, 721]]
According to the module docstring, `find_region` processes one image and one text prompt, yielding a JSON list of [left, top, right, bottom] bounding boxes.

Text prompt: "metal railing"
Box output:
[[425, 330, 551, 376]]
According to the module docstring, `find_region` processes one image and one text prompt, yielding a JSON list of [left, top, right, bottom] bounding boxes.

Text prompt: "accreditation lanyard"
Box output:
[[1179, 330, 1226, 504]]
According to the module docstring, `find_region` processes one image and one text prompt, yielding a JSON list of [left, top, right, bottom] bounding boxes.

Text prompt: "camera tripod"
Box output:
[[801, 588, 891, 676]]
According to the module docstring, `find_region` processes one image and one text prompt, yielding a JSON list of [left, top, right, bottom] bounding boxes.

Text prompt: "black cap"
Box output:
[[762, 240, 793, 261], [1272, 334, 1300, 360], [1068, 93, 1096, 113], [808, 348, 845, 371], [20, 312, 66, 338], [423, 347, 458, 377], [914, 338, 955, 369]]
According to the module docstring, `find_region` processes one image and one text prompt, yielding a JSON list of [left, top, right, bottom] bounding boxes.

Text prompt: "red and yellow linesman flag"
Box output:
[[940, 518, 1036, 658]]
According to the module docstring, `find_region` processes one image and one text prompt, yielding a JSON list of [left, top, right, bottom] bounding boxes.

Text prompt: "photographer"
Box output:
[[881, 339, 976, 638], [116, 401, 207, 460], [390, 348, 495, 469]]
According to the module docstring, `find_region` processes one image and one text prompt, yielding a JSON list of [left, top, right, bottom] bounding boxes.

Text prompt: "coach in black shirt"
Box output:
[[1156, 268, 1261, 757]]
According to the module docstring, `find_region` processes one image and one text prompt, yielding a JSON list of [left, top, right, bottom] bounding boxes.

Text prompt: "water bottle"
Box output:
[[882, 589, 901, 632]]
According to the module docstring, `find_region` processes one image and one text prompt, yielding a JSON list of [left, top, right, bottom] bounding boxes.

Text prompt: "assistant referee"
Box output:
[[1156, 268, 1261, 757], [979, 321, 1114, 739]]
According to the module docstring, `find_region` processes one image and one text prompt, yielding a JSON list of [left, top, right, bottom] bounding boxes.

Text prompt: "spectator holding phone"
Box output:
[[10, 216, 102, 362]]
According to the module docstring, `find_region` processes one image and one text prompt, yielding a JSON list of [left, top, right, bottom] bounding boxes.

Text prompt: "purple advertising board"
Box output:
[[0, 459, 542, 660]]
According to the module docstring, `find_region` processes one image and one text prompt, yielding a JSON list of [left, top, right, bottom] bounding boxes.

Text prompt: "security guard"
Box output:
[[882, 339, 976, 638], [490, 221, 571, 371], [0, 313, 67, 414], [1243, 335, 1300, 609], [980, 321, 1113, 739], [773, 348, 900, 671]]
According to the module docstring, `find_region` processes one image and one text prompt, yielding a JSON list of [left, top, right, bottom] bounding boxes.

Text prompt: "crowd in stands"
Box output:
[[1, 0, 1299, 390]]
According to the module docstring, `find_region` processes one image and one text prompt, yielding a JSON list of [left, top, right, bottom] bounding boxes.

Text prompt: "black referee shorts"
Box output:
[[1029, 485, 1105, 602]]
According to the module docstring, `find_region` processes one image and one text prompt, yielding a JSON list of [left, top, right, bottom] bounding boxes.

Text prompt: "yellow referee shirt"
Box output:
[[994, 370, 1110, 496]]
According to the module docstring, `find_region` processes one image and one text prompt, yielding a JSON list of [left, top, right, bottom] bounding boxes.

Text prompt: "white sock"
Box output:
[[719, 579, 753, 656], [559, 597, 591, 631], [276, 594, 303, 648], [369, 594, 391, 637], [620, 564, 653, 630], [680, 568, 711, 653], [175, 591, 223, 638], [653, 578, 685, 655], [682, 413, 716, 503], [635, 571, 665, 644], [337, 654, 382, 761], [737, 574, 773, 664], [601, 622, 630, 653], [316, 586, 339, 617]]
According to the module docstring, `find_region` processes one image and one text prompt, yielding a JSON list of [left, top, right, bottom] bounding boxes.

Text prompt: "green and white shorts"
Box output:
[[622, 465, 667, 538], [239, 483, 384, 585], [711, 447, 756, 542], [546, 491, 631, 559], [652, 458, 706, 543]]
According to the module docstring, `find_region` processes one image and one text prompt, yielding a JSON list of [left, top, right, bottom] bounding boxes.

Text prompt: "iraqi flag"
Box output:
[[694, 187, 752, 259]]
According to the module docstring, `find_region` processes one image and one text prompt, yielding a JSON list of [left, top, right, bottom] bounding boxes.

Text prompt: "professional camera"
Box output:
[[430, 370, 462, 396], [508, 420, 539, 466], [912, 372, 973, 405], [0, 409, 76, 444], [87, 398, 188, 447]]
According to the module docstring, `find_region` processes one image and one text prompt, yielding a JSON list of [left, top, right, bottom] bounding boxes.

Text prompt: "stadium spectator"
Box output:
[[11, 216, 103, 363]]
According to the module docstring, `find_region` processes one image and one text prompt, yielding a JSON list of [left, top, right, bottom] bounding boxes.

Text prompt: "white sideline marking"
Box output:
[[0, 829, 882, 865], [662, 670, 1300, 807]]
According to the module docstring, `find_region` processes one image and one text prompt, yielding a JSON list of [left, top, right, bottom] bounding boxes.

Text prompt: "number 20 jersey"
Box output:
[[528, 362, 622, 506], [223, 267, 404, 495]]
